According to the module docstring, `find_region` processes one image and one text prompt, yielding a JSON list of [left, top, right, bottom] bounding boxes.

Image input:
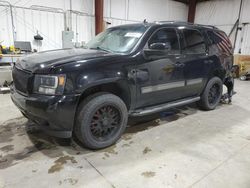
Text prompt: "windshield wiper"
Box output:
[[90, 47, 111, 53]]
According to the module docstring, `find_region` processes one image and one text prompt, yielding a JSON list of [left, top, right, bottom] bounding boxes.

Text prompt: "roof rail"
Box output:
[[154, 21, 218, 29], [195, 23, 219, 29]]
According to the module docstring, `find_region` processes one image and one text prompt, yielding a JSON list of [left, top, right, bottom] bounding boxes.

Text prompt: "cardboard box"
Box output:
[[234, 54, 250, 65]]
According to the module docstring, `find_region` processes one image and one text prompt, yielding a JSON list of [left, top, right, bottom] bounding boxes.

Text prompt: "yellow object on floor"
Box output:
[[9, 45, 15, 52], [234, 54, 250, 77]]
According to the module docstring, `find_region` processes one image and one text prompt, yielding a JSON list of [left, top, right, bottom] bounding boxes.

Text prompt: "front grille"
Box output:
[[12, 66, 32, 95]]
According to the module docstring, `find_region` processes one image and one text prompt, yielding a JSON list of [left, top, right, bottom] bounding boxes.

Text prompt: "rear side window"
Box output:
[[182, 29, 206, 54], [207, 30, 232, 54]]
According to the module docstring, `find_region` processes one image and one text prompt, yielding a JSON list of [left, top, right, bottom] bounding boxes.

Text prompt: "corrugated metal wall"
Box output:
[[2, 0, 248, 54], [103, 0, 188, 26], [71, 13, 95, 45], [0, 5, 94, 51], [195, 0, 250, 54], [0, 0, 188, 51], [0, 0, 94, 51], [14, 8, 65, 50]]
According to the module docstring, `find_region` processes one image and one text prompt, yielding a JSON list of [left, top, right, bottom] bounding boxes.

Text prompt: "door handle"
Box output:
[[175, 62, 185, 68], [135, 69, 149, 82], [128, 69, 137, 80]]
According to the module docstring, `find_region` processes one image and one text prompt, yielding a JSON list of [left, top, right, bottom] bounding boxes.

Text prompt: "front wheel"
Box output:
[[198, 77, 223, 110], [75, 93, 128, 149]]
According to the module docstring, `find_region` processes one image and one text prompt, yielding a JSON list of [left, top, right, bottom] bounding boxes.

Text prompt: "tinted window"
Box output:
[[207, 30, 232, 54], [182, 29, 206, 54], [148, 28, 180, 54], [207, 31, 222, 45]]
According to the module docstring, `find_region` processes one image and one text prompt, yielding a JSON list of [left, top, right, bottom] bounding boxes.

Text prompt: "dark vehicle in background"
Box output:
[[11, 21, 234, 149]]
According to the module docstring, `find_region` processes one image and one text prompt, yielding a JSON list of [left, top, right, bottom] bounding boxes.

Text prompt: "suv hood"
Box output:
[[17, 48, 116, 72]]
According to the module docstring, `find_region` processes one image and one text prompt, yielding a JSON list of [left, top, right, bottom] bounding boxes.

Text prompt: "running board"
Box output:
[[130, 96, 200, 116]]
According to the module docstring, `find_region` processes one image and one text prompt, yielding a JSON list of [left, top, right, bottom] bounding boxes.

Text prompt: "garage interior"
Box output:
[[1, 0, 250, 187]]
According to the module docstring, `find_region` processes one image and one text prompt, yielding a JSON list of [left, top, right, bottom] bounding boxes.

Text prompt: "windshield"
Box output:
[[86, 25, 148, 53]]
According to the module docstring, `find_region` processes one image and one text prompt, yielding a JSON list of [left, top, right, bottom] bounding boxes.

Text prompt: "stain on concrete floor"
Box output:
[[0, 106, 196, 171], [121, 133, 133, 141], [99, 145, 119, 160], [141, 171, 156, 178], [48, 155, 77, 174], [0, 142, 57, 169], [126, 106, 196, 135], [1, 86, 249, 188], [0, 145, 14, 152], [0, 117, 27, 143], [245, 136, 250, 140], [143, 147, 152, 154], [58, 178, 78, 186], [122, 143, 130, 148], [100, 145, 118, 155], [0, 118, 63, 169]]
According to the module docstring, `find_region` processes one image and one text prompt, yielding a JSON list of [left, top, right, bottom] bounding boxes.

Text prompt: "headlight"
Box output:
[[33, 74, 66, 95]]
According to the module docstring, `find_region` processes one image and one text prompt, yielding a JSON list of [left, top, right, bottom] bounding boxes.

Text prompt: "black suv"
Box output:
[[11, 21, 234, 149]]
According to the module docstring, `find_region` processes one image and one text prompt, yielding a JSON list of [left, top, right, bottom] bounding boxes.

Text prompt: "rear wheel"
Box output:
[[75, 93, 128, 149], [198, 77, 223, 110]]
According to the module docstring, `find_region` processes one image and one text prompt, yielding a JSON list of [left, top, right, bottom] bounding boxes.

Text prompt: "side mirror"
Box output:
[[144, 42, 171, 60], [149, 42, 167, 50]]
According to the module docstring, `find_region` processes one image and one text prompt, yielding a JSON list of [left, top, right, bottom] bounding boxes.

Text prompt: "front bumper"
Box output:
[[11, 87, 80, 138]]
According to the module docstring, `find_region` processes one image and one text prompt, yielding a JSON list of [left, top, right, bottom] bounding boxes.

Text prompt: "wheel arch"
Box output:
[[210, 68, 226, 81], [73, 80, 131, 125], [201, 68, 225, 95]]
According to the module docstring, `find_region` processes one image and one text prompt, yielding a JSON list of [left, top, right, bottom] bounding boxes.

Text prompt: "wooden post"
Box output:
[[188, 0, 197, 23], [95, 0, 104, 35]]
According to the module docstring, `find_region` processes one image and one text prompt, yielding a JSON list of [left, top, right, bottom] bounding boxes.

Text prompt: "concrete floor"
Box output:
[[0, 80, 250, 188]]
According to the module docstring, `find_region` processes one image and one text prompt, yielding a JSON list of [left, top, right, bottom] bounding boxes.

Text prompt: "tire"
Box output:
[[75, 92, 128, 149], [240, 75, 247, 81], [198, 77, 223, 111]]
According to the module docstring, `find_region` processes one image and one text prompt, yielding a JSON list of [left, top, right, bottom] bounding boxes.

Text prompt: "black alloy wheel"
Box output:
[[90, 105, 121, 141], [208, 83, 221, 106], [75, 92, 128, 149], [198, 77, 223, 110]]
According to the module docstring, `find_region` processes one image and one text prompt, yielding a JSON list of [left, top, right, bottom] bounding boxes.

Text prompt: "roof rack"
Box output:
[[154, 21, 218, 29], [195, 23, 218, 29]]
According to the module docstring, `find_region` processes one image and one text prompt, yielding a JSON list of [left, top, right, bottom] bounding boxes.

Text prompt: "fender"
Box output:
[[75, 71, 134, 110], [207, 55, 227, 81]]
